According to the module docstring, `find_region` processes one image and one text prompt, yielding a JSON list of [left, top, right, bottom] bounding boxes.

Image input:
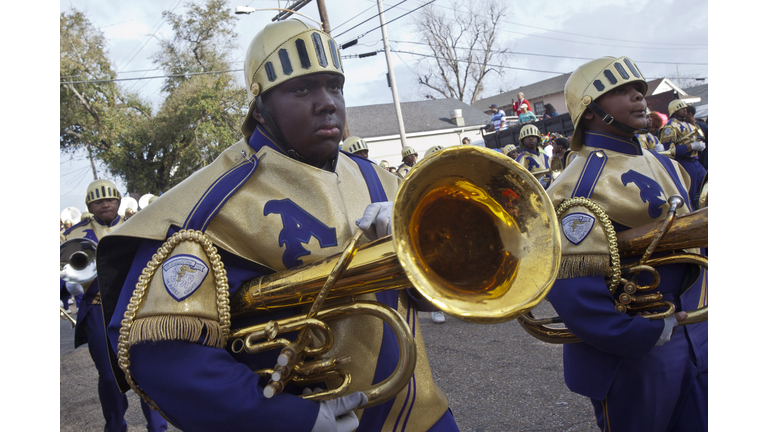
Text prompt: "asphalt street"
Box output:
[[60, 301, 597, 431]]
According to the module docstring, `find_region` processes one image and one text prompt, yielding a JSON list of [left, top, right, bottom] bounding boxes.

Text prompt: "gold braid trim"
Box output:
[[127, 315, 225, 348], [557, 254, 611, 280], [555, 197, 621, 293], [116, 229, 231, 411]]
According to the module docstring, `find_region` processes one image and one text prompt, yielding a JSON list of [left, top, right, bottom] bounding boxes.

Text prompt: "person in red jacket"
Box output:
[[512, 92, 533, 116]]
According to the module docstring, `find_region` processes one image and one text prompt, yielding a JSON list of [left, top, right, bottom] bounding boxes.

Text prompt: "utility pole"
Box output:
[[377, 0, 408, 149], [316, 0, 331, 33]]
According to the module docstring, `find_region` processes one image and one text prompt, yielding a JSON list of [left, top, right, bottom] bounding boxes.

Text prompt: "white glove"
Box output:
[[691, 140, 706, 151], [65, 282, 84, 297], [355, 202, 393, 241], [654, 143, 665, 152], [309, 390, 368, 432], [655, 314, 678, 346]]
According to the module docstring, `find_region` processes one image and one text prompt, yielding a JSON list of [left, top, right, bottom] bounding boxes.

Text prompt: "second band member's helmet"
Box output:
[[341, 136, 368, 154], [401, 146, 418, 160], [668, 99, 689, 117], [519, 124, 543, 144], [85, 179, 121, 206], [241, 19, 345, 139], [564, 56, 647, 151], [424, 145, 445, 157]]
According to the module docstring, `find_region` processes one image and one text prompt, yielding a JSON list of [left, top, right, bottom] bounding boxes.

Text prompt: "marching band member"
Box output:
[[396, 146, 418, 178], [545, 56, 707, 431], [97, 19, 457, 432], [658, 100, 707, 208], [61, 179, 167, 432], [515, 124, 553, 189]]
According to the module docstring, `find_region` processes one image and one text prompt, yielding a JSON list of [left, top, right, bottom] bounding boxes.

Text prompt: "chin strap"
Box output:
[[254, 97, 306, 163], [588, 102, 648, 135]]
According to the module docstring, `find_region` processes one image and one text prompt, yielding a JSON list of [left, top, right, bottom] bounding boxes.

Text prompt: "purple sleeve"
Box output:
[[130, 341, 319, 432], [674, 144, 689, 157], [547, 275, 663, 360], [108, 238, 320, 432]]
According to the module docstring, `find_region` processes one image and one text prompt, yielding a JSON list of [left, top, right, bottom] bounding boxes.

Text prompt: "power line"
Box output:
[[333, 0, 409, 39], [330, 3, 378, 35], [394, 0, 707, 48], [60, 68, 244, 85], [388, 40, 708, 66]]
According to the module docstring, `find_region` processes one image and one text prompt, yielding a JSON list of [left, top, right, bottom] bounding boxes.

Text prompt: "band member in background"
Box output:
[[545, 56, 707, 432], [397, 146, 418, 178], [515, 124, 553, 189], [97, 19, 458, 432], [61, 179, 167, 432], [658, 100, 707, 209]]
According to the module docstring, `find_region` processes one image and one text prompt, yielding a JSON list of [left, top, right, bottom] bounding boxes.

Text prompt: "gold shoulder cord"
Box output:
[[117, 229, 231, 409], [555, 197, 621, 293]]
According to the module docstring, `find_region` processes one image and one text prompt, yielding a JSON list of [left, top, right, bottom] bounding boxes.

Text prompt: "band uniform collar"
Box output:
[[583, 131, 643, 156]]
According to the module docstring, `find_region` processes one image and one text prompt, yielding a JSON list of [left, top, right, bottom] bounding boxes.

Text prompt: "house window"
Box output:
[[534, 101, 544, 115]]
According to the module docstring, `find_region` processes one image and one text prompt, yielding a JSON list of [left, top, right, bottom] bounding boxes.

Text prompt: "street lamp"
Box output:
[[235, 6, 256, 15]]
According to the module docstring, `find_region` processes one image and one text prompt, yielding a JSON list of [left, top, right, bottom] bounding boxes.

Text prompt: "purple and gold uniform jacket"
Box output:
[[659, 118, 701, 159], [97, 126, 453, 432], [61, 214, 123, 347], [636, 132, 660, 151], [516, 147, 553, 188], [545, 131, 708, 401]]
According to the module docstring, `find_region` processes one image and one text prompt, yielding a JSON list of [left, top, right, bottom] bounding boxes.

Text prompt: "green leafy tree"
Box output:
[[60, 1, 248, 194], [60, 9, 152, 180]]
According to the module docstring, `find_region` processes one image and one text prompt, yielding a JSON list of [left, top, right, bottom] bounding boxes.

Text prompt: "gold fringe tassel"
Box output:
[[128, 315, 225, 349], [557, 254, 611, 279]]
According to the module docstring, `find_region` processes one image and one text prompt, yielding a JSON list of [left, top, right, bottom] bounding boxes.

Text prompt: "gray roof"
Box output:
[[346, 98, 490, 138], [682, 83, 708, 107], [472, 73, 572, 110]]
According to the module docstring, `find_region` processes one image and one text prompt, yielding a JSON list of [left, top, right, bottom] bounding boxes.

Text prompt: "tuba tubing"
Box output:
[[519, 204, 708, 344]]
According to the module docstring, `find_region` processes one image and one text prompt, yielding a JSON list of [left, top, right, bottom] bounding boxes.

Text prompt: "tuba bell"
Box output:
[[518, 197, 708, 344], [221, 146, 564, 406], [60, 238, 98, 284]]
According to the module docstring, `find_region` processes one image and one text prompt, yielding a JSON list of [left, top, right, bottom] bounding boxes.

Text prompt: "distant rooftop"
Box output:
[[346, 98, 490, 138], [472, 73, 572, 110]]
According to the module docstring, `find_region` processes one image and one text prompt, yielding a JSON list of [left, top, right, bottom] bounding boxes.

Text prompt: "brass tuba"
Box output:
[[226, 146, 563, 407], [518, 198, 708, 344]]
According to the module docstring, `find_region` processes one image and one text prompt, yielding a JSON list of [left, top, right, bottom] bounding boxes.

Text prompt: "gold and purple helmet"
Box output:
[[668, 99, 689, 117], [241, 19, 344, 140], [341, 136, 368, 154], [519, 124, 542, 143], [564, 56, 647, 151], [85, 179, 121, 206], [424, 145, 445, 157]]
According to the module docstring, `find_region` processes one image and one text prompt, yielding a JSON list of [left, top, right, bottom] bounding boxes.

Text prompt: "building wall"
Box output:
[[364, 126, 485, 168]]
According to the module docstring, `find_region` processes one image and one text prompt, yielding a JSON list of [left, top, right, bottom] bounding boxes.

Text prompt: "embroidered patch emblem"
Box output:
[[664, 128, 671, 135], [561, 213, 596, 245], [162, 254, 210, 302]]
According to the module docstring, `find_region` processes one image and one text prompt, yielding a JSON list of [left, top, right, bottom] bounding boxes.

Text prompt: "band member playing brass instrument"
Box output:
[[97, 20, 460, 432], [541, 56, 707, 431]]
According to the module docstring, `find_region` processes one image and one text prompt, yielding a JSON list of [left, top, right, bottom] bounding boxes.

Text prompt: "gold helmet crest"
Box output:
[[241, 19, 344, 139], [564, 56, 647, 151], [85, 179, 121, 206]]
